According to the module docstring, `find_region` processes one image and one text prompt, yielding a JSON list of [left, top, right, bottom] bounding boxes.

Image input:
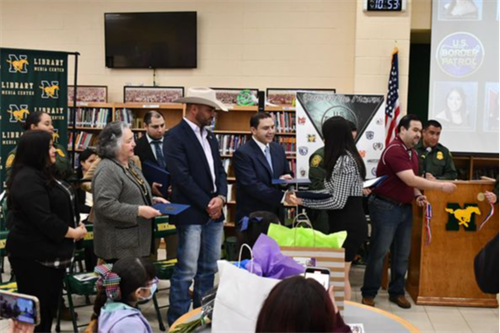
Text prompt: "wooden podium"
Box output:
[[407, 180, 498, 307]]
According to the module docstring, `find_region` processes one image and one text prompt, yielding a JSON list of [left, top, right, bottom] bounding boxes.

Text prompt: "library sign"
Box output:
[[0, 48, 68, 187]]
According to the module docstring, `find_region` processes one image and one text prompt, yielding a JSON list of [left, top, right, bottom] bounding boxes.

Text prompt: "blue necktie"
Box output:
[[265, 146, 273, 173], [152, 140, 166, 169]]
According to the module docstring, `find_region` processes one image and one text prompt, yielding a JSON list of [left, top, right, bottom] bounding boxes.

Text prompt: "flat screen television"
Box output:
[[105, 12, 197, 69]]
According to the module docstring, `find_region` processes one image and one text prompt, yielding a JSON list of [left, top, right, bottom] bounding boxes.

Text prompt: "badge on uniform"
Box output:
[[311, 155, 322, 167], [436, 151, 444, 160]]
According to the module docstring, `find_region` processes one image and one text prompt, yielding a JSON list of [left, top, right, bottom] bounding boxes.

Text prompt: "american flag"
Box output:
[[385, 48, 401, 146]]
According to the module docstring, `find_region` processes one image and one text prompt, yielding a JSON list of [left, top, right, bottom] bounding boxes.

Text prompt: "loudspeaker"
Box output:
[[258, 91, 265, 112]]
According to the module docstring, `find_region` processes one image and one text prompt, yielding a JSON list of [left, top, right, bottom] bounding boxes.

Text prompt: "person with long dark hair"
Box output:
[[6, 111, 73, 181], [435, 87, 471, 129], [76, 148, 98, 219], [88, 258, 157, 333], [6, 130, 87, 332], [289, 116, 368, 301], [256, 276, 350, 332]]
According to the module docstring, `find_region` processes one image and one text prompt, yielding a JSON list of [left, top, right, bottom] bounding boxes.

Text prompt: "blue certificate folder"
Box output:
[[153, 203, 190, 216], [272, 178, 311, 185], [142, 161, 170, 197]]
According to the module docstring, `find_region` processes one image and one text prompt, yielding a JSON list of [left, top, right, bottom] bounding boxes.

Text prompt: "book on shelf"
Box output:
[[288, 158, 296, 176], [270, 111, 296, 133], [68, 107, 111, 128], [221, 158, 231, 174], [216, 134, 249, 155], [274, 136, 296, 154], [227, 184, 234, 202], [68, 131, 98, 150]]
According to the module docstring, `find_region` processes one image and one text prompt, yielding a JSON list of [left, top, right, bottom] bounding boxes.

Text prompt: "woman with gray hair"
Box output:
[[92, 121, 168, 262]]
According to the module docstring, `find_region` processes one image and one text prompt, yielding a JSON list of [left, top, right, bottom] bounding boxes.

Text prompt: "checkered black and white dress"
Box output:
[[301, 152, 367, 262]]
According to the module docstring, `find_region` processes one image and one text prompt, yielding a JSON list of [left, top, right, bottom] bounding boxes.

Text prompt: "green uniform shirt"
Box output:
[[309, 147, 326, 190], [6, 143, 74, 181], [307, 147, 329, 233], [415, 140, 458, 180]]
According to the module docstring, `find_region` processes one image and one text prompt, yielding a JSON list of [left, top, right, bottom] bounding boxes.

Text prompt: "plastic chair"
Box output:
[[0, 230, 16, 287], [150, 216, 178, 332], [56, 224, 98, 333]]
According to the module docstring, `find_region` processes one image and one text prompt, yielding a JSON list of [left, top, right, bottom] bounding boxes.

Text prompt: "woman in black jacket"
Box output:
[[6, 130, 87, 332]]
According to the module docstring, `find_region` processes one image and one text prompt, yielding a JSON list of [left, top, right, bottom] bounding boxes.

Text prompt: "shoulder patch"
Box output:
[[311, 155, 322, 167], [56, 148, 65, 158], [6, 154, 15, 169]]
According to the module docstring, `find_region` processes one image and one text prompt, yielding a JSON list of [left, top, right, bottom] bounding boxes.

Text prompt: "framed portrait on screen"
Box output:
[[438, 0, 483, 21], [432, 81, 478, 132]]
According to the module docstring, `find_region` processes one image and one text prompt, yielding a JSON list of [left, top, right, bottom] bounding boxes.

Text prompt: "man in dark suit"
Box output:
[[134, 110, 167, 197], [164, 87, 228, 325], [233, 112, 292, 224]]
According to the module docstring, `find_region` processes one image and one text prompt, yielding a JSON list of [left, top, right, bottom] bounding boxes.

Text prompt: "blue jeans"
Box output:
[[167, 221, 223, 325], [361, 195, 413, 298]]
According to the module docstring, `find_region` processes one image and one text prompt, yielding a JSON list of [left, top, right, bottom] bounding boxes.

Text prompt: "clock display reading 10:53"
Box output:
[[367, 0, 403, 11]]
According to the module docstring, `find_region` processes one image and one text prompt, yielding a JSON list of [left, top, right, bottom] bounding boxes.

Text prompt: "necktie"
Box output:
[[152, 140, 166, 169], [265, 146, 273, 173]]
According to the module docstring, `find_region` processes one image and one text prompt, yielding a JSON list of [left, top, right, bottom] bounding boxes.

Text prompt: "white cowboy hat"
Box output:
[[175, 87, 228, 112]]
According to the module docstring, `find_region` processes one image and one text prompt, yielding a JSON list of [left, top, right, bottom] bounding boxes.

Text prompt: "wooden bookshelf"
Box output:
[[66, 101, 299, 227], [452, 153, 499, 180]]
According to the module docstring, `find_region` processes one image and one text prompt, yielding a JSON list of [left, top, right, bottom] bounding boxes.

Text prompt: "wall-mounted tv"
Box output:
[[105, 12, 197, 69]]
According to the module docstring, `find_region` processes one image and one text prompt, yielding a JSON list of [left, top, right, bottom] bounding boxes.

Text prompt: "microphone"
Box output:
[[422, 147, 432, 177]]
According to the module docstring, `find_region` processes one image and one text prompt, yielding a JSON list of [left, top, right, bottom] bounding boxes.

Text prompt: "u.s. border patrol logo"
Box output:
[[40, 80, 60, 99], [299, 146, 309, 156], [7, 104, 30, 122], [7, 54, 29, 73], [365, 131, 374, 140]]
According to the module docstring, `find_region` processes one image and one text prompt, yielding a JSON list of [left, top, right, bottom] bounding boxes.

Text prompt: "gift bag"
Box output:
[[280, 246, 346, 312], [239, 234, 305, 279], [267, 213, 347, 249], [212, 260, 280, 333], [270, 213, 347, 312]]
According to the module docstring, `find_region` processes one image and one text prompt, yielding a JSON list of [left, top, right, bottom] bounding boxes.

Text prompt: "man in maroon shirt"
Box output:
[[361, 114, 456, 309]]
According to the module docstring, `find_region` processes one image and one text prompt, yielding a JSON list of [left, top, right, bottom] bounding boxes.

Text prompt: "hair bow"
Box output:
[[95, 264, 121, 301], [238, 216, 263, 232]]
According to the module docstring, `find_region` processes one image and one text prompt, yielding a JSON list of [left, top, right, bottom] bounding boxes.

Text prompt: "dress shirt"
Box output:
[[252, 136, 287, 203], [146, 133, 163, 160], [184, 118, 217, 192]]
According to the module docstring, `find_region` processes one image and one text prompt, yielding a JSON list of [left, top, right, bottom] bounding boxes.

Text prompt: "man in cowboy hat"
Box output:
[[164, 87, 228, 325]]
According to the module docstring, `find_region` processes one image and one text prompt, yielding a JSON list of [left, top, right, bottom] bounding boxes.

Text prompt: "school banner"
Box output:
[[0, 48, 68, 188], [295, 92, 385, 179]]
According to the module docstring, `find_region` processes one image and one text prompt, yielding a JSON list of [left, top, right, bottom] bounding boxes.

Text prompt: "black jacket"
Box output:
[[163, 120, 227, 225], [233, 140, 291, 222], [6, 167, 77, 262]]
